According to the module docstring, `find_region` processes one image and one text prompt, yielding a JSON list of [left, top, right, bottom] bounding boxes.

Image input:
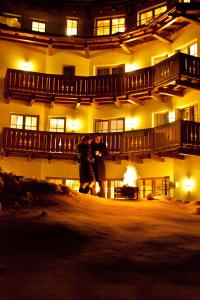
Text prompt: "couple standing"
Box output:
[[77, 133, 108, 197]]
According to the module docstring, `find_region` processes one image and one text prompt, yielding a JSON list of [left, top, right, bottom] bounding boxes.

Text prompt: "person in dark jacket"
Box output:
[[76, 135, 95, 194], [91, 133, 108, 197]]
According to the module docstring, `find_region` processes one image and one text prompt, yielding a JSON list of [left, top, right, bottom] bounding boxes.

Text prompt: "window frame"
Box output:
[[66, 18, 79, 36], [31, 19, 47, 32], [49, 117, 66, 133], [180, 105, 198, 122], [138, 3, 167, 26], [95, 15, 125, 36], [96, 64, 125, 76], [10, 114, 39, 131], [153, 111, 169, 127], [94, 118, 125, 133]]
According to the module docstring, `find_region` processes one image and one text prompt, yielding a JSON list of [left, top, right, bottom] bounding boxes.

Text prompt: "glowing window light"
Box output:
[[66, 19, 78, 36], [183, 178, 195, 192]]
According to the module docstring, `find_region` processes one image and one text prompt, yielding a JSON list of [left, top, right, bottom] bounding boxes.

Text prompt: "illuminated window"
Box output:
[[110, 119, 124, 132], [10, 114, 39, 130], [96, 64, 125, 75], [140, 10, 153, 25], [180, 105, 198, 122], [112, 17, 125, 34], [110, 180, 123, 199], [155, 6, 167, 16], [95, 118, 125, 133], [66, 19, 78, 36], [47, 178, 80, 191], [138, 5, 167, 26], [49, 118, 66, 132], [32, 21, 46, 32], [154, 112, 169, 126], [96, 17, 125, 36], [179, 0, 190, 2], [96, 19, 110, 36], [137, 177, 170, 198], [181, 42, 197, 57], [95, 120, 109, 133], [0, 14, 21, 28]]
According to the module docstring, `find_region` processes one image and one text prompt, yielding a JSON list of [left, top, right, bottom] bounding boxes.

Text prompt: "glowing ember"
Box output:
[[123, 164, 138, 187]]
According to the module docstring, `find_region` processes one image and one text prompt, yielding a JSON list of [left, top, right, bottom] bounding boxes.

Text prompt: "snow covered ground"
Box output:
[[0, 191, 200, 300]]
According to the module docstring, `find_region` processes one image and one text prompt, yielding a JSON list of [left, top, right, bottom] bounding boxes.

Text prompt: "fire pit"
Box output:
[[114, 186, 139, 200], [114, 164, 139, 200]]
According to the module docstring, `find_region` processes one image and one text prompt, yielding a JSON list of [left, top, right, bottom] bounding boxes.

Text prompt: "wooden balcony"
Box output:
[[4, 53, 200, 107], [1, 121, 200, 161]]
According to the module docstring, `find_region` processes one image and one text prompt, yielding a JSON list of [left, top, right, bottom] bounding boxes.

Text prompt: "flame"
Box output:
[[123, 164, 138, 187]]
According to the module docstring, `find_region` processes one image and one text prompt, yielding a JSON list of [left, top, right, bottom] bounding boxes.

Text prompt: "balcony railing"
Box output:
[[4, 53, 200, 104], [1, 121, 200, 159]]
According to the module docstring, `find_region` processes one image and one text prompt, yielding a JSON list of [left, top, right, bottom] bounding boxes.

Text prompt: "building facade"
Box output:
[[0, 0, 200, 200]]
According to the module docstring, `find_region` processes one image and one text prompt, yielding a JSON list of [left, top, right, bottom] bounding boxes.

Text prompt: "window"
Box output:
[[137, 177, 170, 198], [32, 21, 46, 32], [63, 66, 76, 76], [96, 17, 125, 36], [110, 180, 123, 199], [96, 64, 125, 76], [110, 119, 124, 132], [95, 120, 109, 133], [179, 0, 190, 3], [154, 112, 169, 127], [66, 19, 78, 36], [10, 114, 39, 130], [181, 42, 197, 57], [49, 118, 66, 132], [138, 5, 167, 26], [180, 105, 198, 122], [112, 18, 125, 34], [0, 14, 21, 28], [95, 118, 125, 133]]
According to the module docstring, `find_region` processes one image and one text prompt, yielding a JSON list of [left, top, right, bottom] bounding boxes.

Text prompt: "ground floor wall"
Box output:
[[0, 155, 199, 201]]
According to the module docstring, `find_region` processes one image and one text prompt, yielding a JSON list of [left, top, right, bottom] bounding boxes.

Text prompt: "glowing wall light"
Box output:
[[125, 63, 139, 73], [68, 120, 80, 132], [183, 178, 195, 192], [126, 117, 140, 130], [18, 61, 34, 71], [169, 111, 175, 123]]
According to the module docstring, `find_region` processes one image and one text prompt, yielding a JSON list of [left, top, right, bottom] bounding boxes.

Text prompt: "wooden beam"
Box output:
[[114, 98, 122, 109], [120, 42, 133, 55], [151, 90, 163, 101], [75, 98, 81, 110], [128, 95, 143, 105], [152, 32, 172, 44], [150, 154, 165, 162], [180, 15, 200, 26], [176, 79, 200, 90], [157, 16, 179, 32], [128, 153, 143, 164], [50, 100, 55, 108], [84, 45, 90, 59], [158, 87, 184, 97], [28, 97, 35, 106], [48, 38, 53, 56], [91, 99, 99, 109]]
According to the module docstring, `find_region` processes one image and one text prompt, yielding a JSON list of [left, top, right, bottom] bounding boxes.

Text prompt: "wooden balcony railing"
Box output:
[[1, 121, 200, 159], [4, 53, 200, 104]]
